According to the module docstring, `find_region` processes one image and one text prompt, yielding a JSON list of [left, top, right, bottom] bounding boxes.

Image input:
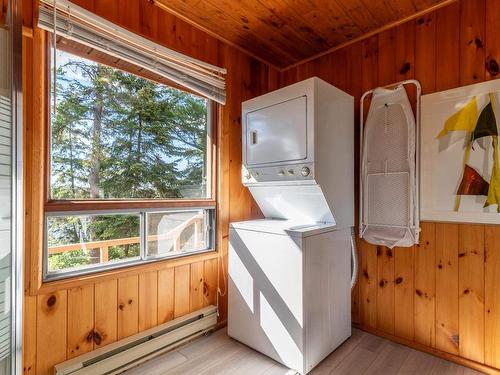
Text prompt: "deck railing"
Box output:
[[47, 213, 205, 262]]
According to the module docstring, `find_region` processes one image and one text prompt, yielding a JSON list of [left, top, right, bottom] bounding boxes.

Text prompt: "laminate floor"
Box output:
[[124, 328, 485, 375]]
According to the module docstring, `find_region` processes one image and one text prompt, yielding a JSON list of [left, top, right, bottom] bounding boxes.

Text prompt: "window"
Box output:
[[44, 45, 216, 281], [51, 49, 211, 200], [45, 209, 214, 279], [46, 213, 141, 275], [146, 209, 212, 258]]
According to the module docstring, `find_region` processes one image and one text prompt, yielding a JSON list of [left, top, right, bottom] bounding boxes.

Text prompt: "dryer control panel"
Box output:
[[242, 163, 314, 185]]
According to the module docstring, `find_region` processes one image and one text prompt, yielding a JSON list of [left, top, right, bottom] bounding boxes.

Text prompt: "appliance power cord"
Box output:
[[350, 227, 358, 289]]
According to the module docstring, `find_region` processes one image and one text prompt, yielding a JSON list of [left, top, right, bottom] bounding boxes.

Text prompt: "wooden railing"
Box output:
[[47, 213, 205, 262]]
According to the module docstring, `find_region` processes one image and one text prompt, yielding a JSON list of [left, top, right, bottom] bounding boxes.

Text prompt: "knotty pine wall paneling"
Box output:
[[23, 0, 500, 373], [94, 279, 118, 347], [435, 223, 459, 355], [173, 265, 190, 319], [117, 275, 139, 340], [138, 271, 159, 331], [485, 225, 500, 368], [22, 0, 278, 373], [67, 285, 94, 359], [278, 0, 500, 372], [458, 225, 485, 363], [157, 268, 175, 324]]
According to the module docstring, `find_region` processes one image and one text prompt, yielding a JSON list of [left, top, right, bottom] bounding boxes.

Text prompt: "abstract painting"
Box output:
[[421, 79, 500, 223]]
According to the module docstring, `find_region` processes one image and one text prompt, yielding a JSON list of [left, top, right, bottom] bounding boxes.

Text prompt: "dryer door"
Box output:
[[245, 95, 307, 166]]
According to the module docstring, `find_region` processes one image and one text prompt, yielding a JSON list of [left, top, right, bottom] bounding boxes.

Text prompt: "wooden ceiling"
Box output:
[[154, 0, 453, 70]]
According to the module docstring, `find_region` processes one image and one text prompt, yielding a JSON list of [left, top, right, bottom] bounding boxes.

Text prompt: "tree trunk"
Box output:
[[88, 66, 105, 263], [135, 115, 143, 196], [89, 67, 104, 200], [68, 124, 76, 196], [137, 115, 142, 161]]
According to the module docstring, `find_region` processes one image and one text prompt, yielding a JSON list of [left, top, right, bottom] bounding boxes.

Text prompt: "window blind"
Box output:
[[0, 93, 11, 363], [37, 0, 227, 104]]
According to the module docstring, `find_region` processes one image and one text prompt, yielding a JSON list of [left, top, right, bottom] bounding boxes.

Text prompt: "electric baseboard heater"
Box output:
[[55, 306, 217, 375], [360, 80, 421, 248]]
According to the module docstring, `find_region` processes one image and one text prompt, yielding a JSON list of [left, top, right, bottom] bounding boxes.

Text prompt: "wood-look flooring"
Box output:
[[124, 328, 485, 375]]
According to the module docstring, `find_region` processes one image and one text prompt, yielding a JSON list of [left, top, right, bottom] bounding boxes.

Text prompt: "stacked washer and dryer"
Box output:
[[228, 77, 354, 374]]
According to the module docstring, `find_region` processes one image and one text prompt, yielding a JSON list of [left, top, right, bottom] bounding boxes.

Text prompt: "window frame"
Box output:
[[40, 37, 219, 284], [43, 207, 216, 282]]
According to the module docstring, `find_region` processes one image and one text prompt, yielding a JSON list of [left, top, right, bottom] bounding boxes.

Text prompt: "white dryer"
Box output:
[[228, 77, 354, 374]]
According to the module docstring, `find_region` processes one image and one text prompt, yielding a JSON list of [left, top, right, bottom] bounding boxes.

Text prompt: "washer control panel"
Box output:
[[242, 163, 314, 184]]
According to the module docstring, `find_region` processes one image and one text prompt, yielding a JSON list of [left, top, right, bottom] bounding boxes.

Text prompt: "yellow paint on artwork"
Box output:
[[437, 96, 478, 138], [490, 92, 498, 121]]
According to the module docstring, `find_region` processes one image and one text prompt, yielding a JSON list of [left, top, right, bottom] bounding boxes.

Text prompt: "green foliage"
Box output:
[[48, 50, 208, 271], [49, 248, 90, 271]]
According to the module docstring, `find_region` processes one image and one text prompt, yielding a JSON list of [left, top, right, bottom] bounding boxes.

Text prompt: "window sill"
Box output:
[[34, 249, 219, 296], [45, 199, 216, 212]]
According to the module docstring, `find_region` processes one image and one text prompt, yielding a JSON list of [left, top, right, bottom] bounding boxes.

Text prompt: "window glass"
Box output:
[[146, 210, 210, 258], [46, 213, 141, 275], [45, 209, 214, 280], [50, 49, 210, 200]]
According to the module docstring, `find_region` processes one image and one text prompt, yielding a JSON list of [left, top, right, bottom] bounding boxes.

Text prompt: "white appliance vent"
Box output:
[[55, 306, 217, 375]]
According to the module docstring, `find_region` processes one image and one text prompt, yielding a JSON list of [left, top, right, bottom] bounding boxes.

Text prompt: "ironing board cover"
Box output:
[[361, 86, 418, 248]]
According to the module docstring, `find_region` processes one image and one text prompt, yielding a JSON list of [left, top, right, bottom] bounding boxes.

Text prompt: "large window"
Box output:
[[44, 46, 216, 281], [51, 49, 210, 200]]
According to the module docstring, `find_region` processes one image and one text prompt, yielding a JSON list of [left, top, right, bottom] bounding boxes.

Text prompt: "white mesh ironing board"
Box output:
[[360, 81, 421, 248]]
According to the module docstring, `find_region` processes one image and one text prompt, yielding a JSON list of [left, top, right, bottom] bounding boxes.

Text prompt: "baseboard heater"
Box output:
[[55, 305, 218, 375]]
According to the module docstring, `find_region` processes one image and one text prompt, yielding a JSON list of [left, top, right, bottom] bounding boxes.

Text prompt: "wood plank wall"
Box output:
[[280, 0, 500, 371], [0, 0, 6, 26], [27, 258, 222, 374], [22, 1, 278, 374], [22, 0, 500, 373]]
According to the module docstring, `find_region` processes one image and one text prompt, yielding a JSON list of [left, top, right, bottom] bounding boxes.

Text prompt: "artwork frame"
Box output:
[[421, 79, 500, 224]]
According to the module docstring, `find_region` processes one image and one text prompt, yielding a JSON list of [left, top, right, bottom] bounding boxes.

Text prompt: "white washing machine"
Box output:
[[228, 77, 354, 374], [228, 219, 351, 374]]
